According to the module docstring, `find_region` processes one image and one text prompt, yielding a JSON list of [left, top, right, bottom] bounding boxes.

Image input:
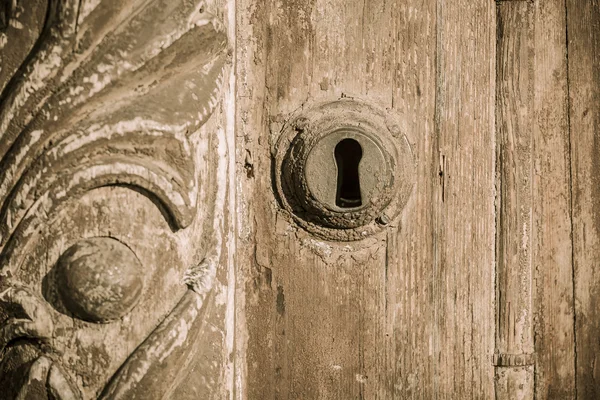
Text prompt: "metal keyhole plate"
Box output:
[[305, 131, 386, 212], [274, 99, 415, 241]]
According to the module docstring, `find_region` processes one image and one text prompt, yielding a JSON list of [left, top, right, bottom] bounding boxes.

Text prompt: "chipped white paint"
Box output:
[[0, 1, 232, 398], [81, 72, 114, 98], [0, 161, 192, 273], [8, 129, 45, 187], [301, 238, 333, 258], [190, 6, 218, 29], [74, 11, 219, 104], [157, 309, 199, 363], [77, 0, 103, 23], [58, 120, 190, 156], [183, 122, 228, 292], [0, 45, 64, 134], [183, 259, 217, 296], [9, 19, 23, 29], [62, 163, 188, 206], [224, 1, 237, 395]]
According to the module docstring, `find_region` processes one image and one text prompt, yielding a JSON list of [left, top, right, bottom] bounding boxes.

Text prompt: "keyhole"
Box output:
[[335, 138, 363, 208]]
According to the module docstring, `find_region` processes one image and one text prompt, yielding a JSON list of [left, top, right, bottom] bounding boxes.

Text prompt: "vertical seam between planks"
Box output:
[[433, 0, 442, 398], [388, 3, 395, 393], [564, 0, 578, 398], [493, 4, 500, 400], [384, 229, 389, 399]]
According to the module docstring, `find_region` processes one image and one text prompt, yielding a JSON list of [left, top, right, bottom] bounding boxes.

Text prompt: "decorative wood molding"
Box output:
[[0, 1, 229, 398]]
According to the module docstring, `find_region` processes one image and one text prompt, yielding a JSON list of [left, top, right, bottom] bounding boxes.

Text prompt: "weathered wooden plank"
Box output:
[[495, 1, 576, 398], [237, 0, 500, 398], [567, 0, 600, 398], [531, 1, 576, 398], [495, 3, 535, 398], [235, 0, 433, 399], [385, 0, 437, 397], [431, 0, 496, 397], [234, 0, 269, 397]]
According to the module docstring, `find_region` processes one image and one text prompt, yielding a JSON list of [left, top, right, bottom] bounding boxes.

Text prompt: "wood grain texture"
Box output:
[[531, 0, 576, 399], [0, 0, 47, 94], [386, 0, 437, 397], [237, 0, 397, 397], [432, 1, 496, 397], [567, 0, 600, 398], [0, 0, 235, 398], [495, 3, 535, 398], [494, 3, 576, 398], [237, 0, 496, 398]]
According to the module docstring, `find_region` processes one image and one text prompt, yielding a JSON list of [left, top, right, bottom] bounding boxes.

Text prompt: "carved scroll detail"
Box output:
[[100, 267, 214, 399], [0, 2, 228, 273], [0, 284, 82, 399], [0, 0, 228, 398]]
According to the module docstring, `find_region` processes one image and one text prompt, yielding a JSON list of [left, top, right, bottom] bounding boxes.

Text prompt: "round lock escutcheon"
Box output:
[[274, 99, 415, 241]]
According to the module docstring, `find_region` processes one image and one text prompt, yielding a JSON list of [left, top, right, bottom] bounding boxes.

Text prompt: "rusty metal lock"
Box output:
[[304, 130, 387, 211], [274, 99, 415, 241]]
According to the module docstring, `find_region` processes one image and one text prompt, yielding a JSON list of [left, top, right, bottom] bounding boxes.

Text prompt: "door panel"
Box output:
[[237, 0, 600, 399], [433, 1, 496, 396], [495, 2, 575, 398], [236, 0, 496, 398]]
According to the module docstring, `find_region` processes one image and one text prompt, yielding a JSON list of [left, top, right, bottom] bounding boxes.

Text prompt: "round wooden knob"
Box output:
[[56, 237, 144, 323]]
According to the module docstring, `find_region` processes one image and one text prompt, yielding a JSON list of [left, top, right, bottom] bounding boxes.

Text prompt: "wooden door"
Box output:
[[1, 0, 600, 399], [235, 0, 600, 399]]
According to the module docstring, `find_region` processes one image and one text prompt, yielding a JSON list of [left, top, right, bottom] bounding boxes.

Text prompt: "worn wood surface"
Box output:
[[432, 1, 496, 397], [1, 0, 600, 398], [531, 1, 576, 398], [495, 2, 576, 399], [237, 0, 600, 399], [237, 0, 496, 398], [568, 0, 600, 398], [385, 0, 437, 396], [495, 4, 535, 397], [0, 0, 236, 398]]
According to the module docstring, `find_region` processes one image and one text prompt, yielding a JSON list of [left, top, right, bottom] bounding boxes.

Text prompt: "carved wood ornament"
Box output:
[[0, 0, 229, 398]]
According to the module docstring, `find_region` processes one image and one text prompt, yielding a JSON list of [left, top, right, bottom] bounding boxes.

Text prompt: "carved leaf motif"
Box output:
[[0, 0, 229, 398], [0, 0, 228, 273]]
